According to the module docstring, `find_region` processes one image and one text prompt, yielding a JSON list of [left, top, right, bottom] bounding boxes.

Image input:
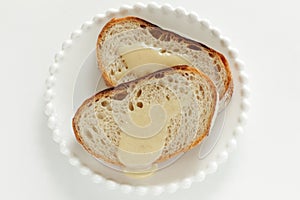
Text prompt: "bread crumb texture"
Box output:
[[73, 66, 217, 165]]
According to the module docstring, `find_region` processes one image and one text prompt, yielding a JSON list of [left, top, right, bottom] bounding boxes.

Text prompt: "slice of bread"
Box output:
[[96, 16, 233, 110], [72, 65, 218, 168]]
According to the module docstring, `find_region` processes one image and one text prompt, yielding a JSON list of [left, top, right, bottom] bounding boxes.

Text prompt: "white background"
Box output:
[[1, 0, 300, 199]]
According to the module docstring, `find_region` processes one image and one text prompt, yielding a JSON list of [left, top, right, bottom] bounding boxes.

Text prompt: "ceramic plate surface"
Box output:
[[44, 2, 249, 195]]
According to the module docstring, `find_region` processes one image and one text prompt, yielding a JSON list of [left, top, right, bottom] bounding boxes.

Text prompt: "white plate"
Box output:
[[44, 2, 250, 195]]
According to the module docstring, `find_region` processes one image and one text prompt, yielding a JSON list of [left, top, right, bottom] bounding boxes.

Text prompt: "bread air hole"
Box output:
[[166, 95, 170, 101], [137, 102, 143, 108], [92, 126, 97, 133], [179, 87, 185, 93], [106, 105, 112, 111], [184, 118, 188, 124], [199, 85, 204, 92], [110, 69, 115, 75], [160, 49, 167, 54], [101, 101, 109, 107], [85, 130, 93, 140], [111, 137, 117, 143], [216, 64, 221, 72], [136, 89, 142, 98], [129, 102, 134, 111], [187, 44, 201, 51], [97, 113, 104, 120], [116, 131, 121, 136], [167, 76, 173, 82], [100, 139, 105, 146]]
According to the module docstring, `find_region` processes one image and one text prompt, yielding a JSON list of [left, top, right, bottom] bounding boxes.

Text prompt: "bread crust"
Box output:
[[72, 65, 217, 166], [96, 16, 233, 107]]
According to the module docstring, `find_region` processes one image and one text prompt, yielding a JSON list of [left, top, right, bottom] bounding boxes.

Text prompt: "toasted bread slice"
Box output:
[[72, 65, 218, 168], [96, 16, 233, 110]]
